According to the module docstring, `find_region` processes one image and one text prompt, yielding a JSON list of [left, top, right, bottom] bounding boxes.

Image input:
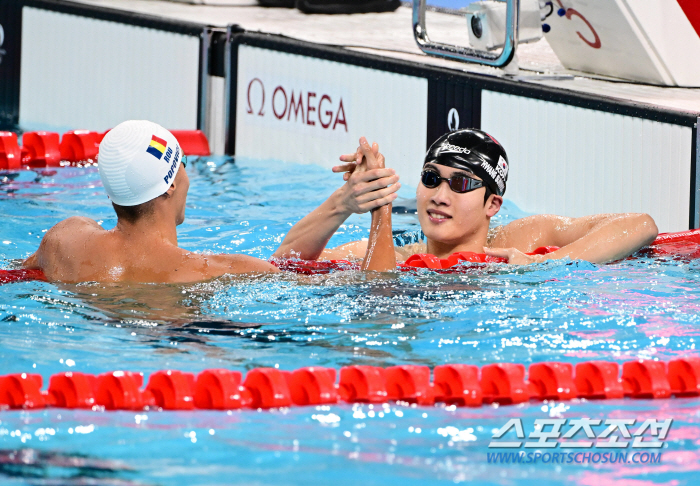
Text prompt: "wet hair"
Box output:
[[112, 199, 158, 224]]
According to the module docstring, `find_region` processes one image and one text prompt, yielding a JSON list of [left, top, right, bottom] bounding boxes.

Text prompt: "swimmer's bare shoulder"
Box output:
[[44, 216, 103, 242], [23, 216, 104, 272]]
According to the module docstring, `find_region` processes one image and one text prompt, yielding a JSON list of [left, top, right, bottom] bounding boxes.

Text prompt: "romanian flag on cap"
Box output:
[[146, 135, 167, 160]]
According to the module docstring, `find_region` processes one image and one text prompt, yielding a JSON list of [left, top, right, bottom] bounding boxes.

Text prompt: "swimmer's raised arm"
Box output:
[[272, 137, 400, 261], [485, 213, 658, 264], [359, 144, 396, 272]]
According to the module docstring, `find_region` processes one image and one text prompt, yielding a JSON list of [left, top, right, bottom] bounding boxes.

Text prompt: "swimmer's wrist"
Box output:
[[331, 188, 354, 217]]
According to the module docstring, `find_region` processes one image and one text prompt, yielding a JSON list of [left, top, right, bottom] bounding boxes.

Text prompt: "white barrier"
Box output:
[[482, 90, 693, 233], [235, 45, 428, 189], [19, 7, 200, 131]]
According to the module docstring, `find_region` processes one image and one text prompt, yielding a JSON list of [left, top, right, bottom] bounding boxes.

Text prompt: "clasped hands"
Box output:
[[332, 137, 400, 215], [331, 138, 547, 265]]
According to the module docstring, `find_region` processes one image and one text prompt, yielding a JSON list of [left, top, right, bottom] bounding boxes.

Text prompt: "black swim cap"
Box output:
[[424, 129, 509, 196]]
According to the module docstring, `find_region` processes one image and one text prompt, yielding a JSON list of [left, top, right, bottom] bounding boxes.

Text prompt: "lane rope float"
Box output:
[[1, 359, 698, 411], [0, 128, 210, 170]]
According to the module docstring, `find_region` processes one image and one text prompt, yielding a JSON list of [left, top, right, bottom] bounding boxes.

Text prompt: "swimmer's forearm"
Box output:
[[543, 214, 658, 263], [362, 204, 396, 271], [273, 189, 352, 260]]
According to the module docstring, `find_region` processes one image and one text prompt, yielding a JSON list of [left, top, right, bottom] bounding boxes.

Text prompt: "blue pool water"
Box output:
[[1, 157, 700, 485]]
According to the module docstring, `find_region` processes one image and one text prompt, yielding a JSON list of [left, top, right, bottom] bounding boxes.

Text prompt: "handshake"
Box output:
[[332, 137, 401, 216]]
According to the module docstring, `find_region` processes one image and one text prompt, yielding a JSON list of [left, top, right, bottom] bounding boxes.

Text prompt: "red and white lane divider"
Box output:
[[0, 129, 211, 170], [1, 359, 699, 411]]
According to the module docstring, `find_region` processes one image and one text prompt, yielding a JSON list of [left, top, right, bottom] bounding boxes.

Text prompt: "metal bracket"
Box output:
[[412, 0, 520, 68]]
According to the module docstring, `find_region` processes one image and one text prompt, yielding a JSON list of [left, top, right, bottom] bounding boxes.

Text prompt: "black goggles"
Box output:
[[420, 169, 484, 194]]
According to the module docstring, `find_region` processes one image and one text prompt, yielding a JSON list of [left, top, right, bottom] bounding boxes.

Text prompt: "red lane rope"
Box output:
[[1, 359, 698, 411], [0, 269, 48, 284], [271, 259, 360, 274], [0, 129, 209, 170], [398, 245, 560, 270]]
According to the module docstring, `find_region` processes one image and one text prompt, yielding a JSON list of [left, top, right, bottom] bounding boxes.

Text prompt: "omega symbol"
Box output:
[[447, 108, 460, 131], [246, 78, 265, 116]]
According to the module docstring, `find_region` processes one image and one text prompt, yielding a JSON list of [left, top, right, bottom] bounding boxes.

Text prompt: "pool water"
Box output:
[[1, 157, 699, 485]]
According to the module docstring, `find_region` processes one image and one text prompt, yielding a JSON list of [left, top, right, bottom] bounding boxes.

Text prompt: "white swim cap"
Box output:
[[98, 120, 183, 207]]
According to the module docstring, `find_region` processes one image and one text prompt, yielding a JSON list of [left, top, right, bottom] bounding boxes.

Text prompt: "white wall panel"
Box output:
[[481, 90, 692, 233], [20, 7, 200, 131], [236, 46, 428, 189]]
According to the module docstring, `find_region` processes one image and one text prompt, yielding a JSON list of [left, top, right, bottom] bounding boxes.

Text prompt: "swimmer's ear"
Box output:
[[486, 194, 503, 217], [163, 180, 177, 198]]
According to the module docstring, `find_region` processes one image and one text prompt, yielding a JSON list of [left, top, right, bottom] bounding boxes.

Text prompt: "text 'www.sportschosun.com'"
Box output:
[[487, 451, 662, 465]]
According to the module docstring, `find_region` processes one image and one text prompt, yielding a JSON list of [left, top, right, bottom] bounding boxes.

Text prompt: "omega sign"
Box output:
[[245, 78, 348, 132]]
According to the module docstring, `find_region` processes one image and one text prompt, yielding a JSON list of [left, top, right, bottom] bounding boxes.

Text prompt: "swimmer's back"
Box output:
[[23, 216, 278, 283]]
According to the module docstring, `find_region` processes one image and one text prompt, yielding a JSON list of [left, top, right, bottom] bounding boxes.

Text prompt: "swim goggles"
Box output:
[[420, 169, 484, 194], [181, 155, 187, 168]]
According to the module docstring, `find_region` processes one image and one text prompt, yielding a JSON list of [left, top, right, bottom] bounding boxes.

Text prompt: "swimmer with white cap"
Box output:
[[275, 130, 659, 270], [23, 120, 280, 283]]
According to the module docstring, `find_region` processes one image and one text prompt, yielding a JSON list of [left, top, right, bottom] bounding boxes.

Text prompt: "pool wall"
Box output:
[[19, 7, 201, 133], [234, 45, 428, 188], [1, 0, 699, 233]]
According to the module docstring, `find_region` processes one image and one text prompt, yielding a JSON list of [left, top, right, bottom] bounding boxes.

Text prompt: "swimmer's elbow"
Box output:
[[634, 213, 658, 245], [263, 262, 281, 273]]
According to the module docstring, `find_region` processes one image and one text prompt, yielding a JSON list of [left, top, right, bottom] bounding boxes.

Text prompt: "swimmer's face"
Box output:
[[416, 163, 499, 245], [173, 162, 189, 225]]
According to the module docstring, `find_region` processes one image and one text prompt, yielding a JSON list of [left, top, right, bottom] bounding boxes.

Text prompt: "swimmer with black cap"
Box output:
[[23, 120, 280, 283], [276, 128, 659, 269]]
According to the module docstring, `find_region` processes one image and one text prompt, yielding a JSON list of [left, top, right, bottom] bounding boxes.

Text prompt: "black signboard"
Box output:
[[0, 0, 22, 129], [427, 79, 480, 148]]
